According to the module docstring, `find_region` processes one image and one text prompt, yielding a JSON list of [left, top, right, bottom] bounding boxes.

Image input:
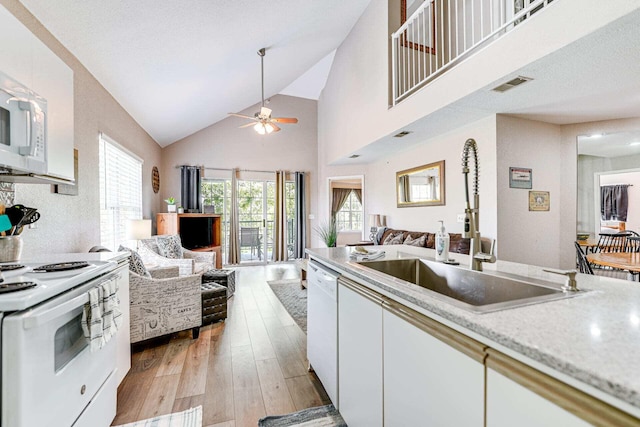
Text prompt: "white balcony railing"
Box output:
[[391, 0, 556, 105]]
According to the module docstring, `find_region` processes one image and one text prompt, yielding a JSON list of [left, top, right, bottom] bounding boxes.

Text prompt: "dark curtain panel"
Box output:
[[180, 166, 201, 212], [331, 188, 352, 220], [294, 172, 306, 259], [601, 185, 629, 221]]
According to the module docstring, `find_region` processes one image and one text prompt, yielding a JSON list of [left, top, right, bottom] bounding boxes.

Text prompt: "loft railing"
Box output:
[[391, 0, 556, 105]]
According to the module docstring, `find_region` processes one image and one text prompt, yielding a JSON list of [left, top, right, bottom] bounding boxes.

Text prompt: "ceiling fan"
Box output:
[[228, 48, 298, 134]]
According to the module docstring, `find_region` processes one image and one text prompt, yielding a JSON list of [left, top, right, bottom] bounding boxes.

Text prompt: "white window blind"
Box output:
[[99, 133, 143, 250]]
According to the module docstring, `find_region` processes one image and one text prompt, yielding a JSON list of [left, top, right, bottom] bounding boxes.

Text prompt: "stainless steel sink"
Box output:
[[355, 258, 586, 313]]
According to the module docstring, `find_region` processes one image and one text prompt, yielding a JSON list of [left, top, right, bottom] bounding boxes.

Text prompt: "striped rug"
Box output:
[[113, 406, 202, 427], [258, 404, 346, 427]]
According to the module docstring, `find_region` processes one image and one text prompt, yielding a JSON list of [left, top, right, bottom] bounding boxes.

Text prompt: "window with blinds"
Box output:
[[99, 133, 143, 250]]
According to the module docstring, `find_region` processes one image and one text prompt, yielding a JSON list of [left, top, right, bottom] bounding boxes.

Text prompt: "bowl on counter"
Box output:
[[576, 233, 590, 241]]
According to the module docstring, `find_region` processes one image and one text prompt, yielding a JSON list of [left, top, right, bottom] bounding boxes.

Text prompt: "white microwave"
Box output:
[[0, 70, 47, 175]]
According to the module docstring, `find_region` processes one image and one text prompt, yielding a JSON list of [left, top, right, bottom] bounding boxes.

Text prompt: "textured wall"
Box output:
[[161, 94, 318, 245], [0, 183, 15, 207]]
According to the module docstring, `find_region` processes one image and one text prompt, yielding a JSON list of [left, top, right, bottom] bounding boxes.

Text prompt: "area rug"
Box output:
[[113, 406, 202, 427], [258, 404, 346, 427], [267, 279, 307, 333]]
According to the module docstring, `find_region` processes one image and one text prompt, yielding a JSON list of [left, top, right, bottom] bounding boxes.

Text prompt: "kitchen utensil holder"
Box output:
[[0, 236, 23, 262]]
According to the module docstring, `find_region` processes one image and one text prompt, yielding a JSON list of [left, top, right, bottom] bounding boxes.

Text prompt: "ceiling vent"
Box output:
[[349, 154, 360, 159], [492, 76, 533, 93], [394, 131, 412, 138]]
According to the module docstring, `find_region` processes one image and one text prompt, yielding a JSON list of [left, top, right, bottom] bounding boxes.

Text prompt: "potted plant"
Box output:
[[314, 219, 338, 248], [165, 197, 176, 212], [177, 205, 184, 214]]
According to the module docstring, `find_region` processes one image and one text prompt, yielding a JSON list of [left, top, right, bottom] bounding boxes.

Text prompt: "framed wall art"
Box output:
[[529, 191, 550, 211], [509, 167, 532, 189]]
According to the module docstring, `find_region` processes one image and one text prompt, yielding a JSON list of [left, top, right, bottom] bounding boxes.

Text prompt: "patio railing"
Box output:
[[391, 0, 556, 105]]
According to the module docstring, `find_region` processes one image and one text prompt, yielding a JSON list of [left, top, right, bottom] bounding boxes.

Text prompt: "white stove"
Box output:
[[0, 258, 120, 427], [0, 260, 116, 311]]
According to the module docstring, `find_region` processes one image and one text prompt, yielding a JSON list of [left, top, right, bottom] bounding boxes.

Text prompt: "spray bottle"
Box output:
[[435, 220, 450, 262]]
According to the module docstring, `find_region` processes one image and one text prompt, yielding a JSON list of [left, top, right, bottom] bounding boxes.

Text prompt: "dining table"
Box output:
[[577, 237, 599, 253], [586, 251, 640, 274]]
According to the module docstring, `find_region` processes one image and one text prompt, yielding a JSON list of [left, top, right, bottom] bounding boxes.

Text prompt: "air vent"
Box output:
[[394, 131, 411, 138], [349, 154, 360, 159], [492, 76, 533, 93]]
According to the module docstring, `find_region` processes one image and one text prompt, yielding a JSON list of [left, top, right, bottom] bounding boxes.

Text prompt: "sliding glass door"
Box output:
[[202, 177, 297, 265]]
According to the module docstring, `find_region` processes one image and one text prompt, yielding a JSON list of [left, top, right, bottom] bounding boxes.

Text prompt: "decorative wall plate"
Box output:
[[152, 166, 160, 193]]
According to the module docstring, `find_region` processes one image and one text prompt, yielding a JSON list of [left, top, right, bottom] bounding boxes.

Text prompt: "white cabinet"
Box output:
[[0, 5, 74, 181], [338, 279, 383, 427], [383, 303, 485, 427], [485, 349, 635, 427], [486, 368, 590, 427], [114, 263, 131, 385]]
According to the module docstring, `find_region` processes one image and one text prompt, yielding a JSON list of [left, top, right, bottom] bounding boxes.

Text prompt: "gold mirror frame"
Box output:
[[396, 160, 445, 207]]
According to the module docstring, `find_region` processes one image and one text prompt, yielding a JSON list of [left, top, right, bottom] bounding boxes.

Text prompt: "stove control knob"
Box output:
[[81, 384, 86, 395]]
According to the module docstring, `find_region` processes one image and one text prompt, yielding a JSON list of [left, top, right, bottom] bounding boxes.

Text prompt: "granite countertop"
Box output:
[[307, 245, 640, 415]]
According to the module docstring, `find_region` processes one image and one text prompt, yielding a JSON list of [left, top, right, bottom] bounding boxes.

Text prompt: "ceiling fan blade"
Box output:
[[270, 123, 281, 132], [271, 117, 298, 124], [239, 122, 257, 129], [228, 112, 256, 120]]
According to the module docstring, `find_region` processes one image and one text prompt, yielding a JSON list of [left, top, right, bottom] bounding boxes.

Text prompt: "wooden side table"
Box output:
[[297, 259, 308, 289]]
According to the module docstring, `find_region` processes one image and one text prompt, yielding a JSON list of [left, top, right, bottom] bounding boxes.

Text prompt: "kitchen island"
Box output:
[[307, 245, 640, 426]]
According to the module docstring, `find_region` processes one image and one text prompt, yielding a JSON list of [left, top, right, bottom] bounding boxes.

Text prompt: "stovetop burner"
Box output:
[[0, 281, 37, 293], [0, 264, 26, 272], [33, 261, 90, 272]]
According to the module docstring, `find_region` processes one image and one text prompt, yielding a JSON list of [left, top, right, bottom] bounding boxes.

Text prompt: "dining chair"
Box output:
[[626, 231, 640, 253], [595, 231, 632, 253], [240, 227, 262, 260], [574, 242, 593, 275]]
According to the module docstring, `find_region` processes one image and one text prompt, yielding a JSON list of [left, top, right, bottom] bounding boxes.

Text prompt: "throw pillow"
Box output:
[[383, 232, 404, 245], [156, 235, 184, 259], [118, 245, 150, 278], [404, 234, 426, 247]]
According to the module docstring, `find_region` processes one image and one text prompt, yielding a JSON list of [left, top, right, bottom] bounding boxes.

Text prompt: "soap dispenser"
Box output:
[[435, 220, 450, 262]]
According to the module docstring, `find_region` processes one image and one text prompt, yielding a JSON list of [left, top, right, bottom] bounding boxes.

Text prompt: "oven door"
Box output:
[[2, 274, 118, 427]]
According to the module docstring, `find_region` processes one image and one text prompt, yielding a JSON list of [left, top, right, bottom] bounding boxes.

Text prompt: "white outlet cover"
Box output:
[[308, 214, 315, 220], [457, 214, 466, 223]]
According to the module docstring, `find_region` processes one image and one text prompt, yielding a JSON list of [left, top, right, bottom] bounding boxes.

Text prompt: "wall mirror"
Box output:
[[396, 160, 445, 207], [577, 131, 640, 238]]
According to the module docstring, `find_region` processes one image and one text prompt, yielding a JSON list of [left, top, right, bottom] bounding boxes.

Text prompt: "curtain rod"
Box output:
[[602, 183, 633, 186], [176, 165, 307, 174], [175, 165, 275, 174]]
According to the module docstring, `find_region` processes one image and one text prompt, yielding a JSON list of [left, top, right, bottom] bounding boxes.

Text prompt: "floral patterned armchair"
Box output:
[[137, 235, 214, 276]]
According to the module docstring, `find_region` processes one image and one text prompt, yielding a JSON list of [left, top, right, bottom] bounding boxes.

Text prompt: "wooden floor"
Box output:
[[112, 263, 330, 427]]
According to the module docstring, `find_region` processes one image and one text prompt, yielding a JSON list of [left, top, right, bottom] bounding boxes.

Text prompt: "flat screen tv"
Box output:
[[179, 216, 213, 249]]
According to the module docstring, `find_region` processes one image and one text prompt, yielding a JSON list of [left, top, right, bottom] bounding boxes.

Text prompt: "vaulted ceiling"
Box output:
[[20, 0, 371, 146]]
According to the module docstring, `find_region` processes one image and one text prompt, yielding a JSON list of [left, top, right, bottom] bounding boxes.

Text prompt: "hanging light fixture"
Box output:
[[254, 122, 275, 135], [228, 48, 298, 134]]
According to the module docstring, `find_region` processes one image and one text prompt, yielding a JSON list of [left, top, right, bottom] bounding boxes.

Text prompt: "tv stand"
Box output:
[[157, 213, 222, 268]]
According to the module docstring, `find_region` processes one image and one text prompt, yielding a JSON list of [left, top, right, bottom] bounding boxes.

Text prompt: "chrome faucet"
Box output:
[[462, 138, 496, 271]]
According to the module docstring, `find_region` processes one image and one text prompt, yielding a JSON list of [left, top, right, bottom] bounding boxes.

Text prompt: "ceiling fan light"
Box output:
[[264, 123, 275, 134], [254, 122, 266, 135]]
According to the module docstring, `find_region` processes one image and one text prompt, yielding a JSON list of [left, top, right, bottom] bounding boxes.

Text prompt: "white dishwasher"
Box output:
[[307, 260, 340, 407]]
